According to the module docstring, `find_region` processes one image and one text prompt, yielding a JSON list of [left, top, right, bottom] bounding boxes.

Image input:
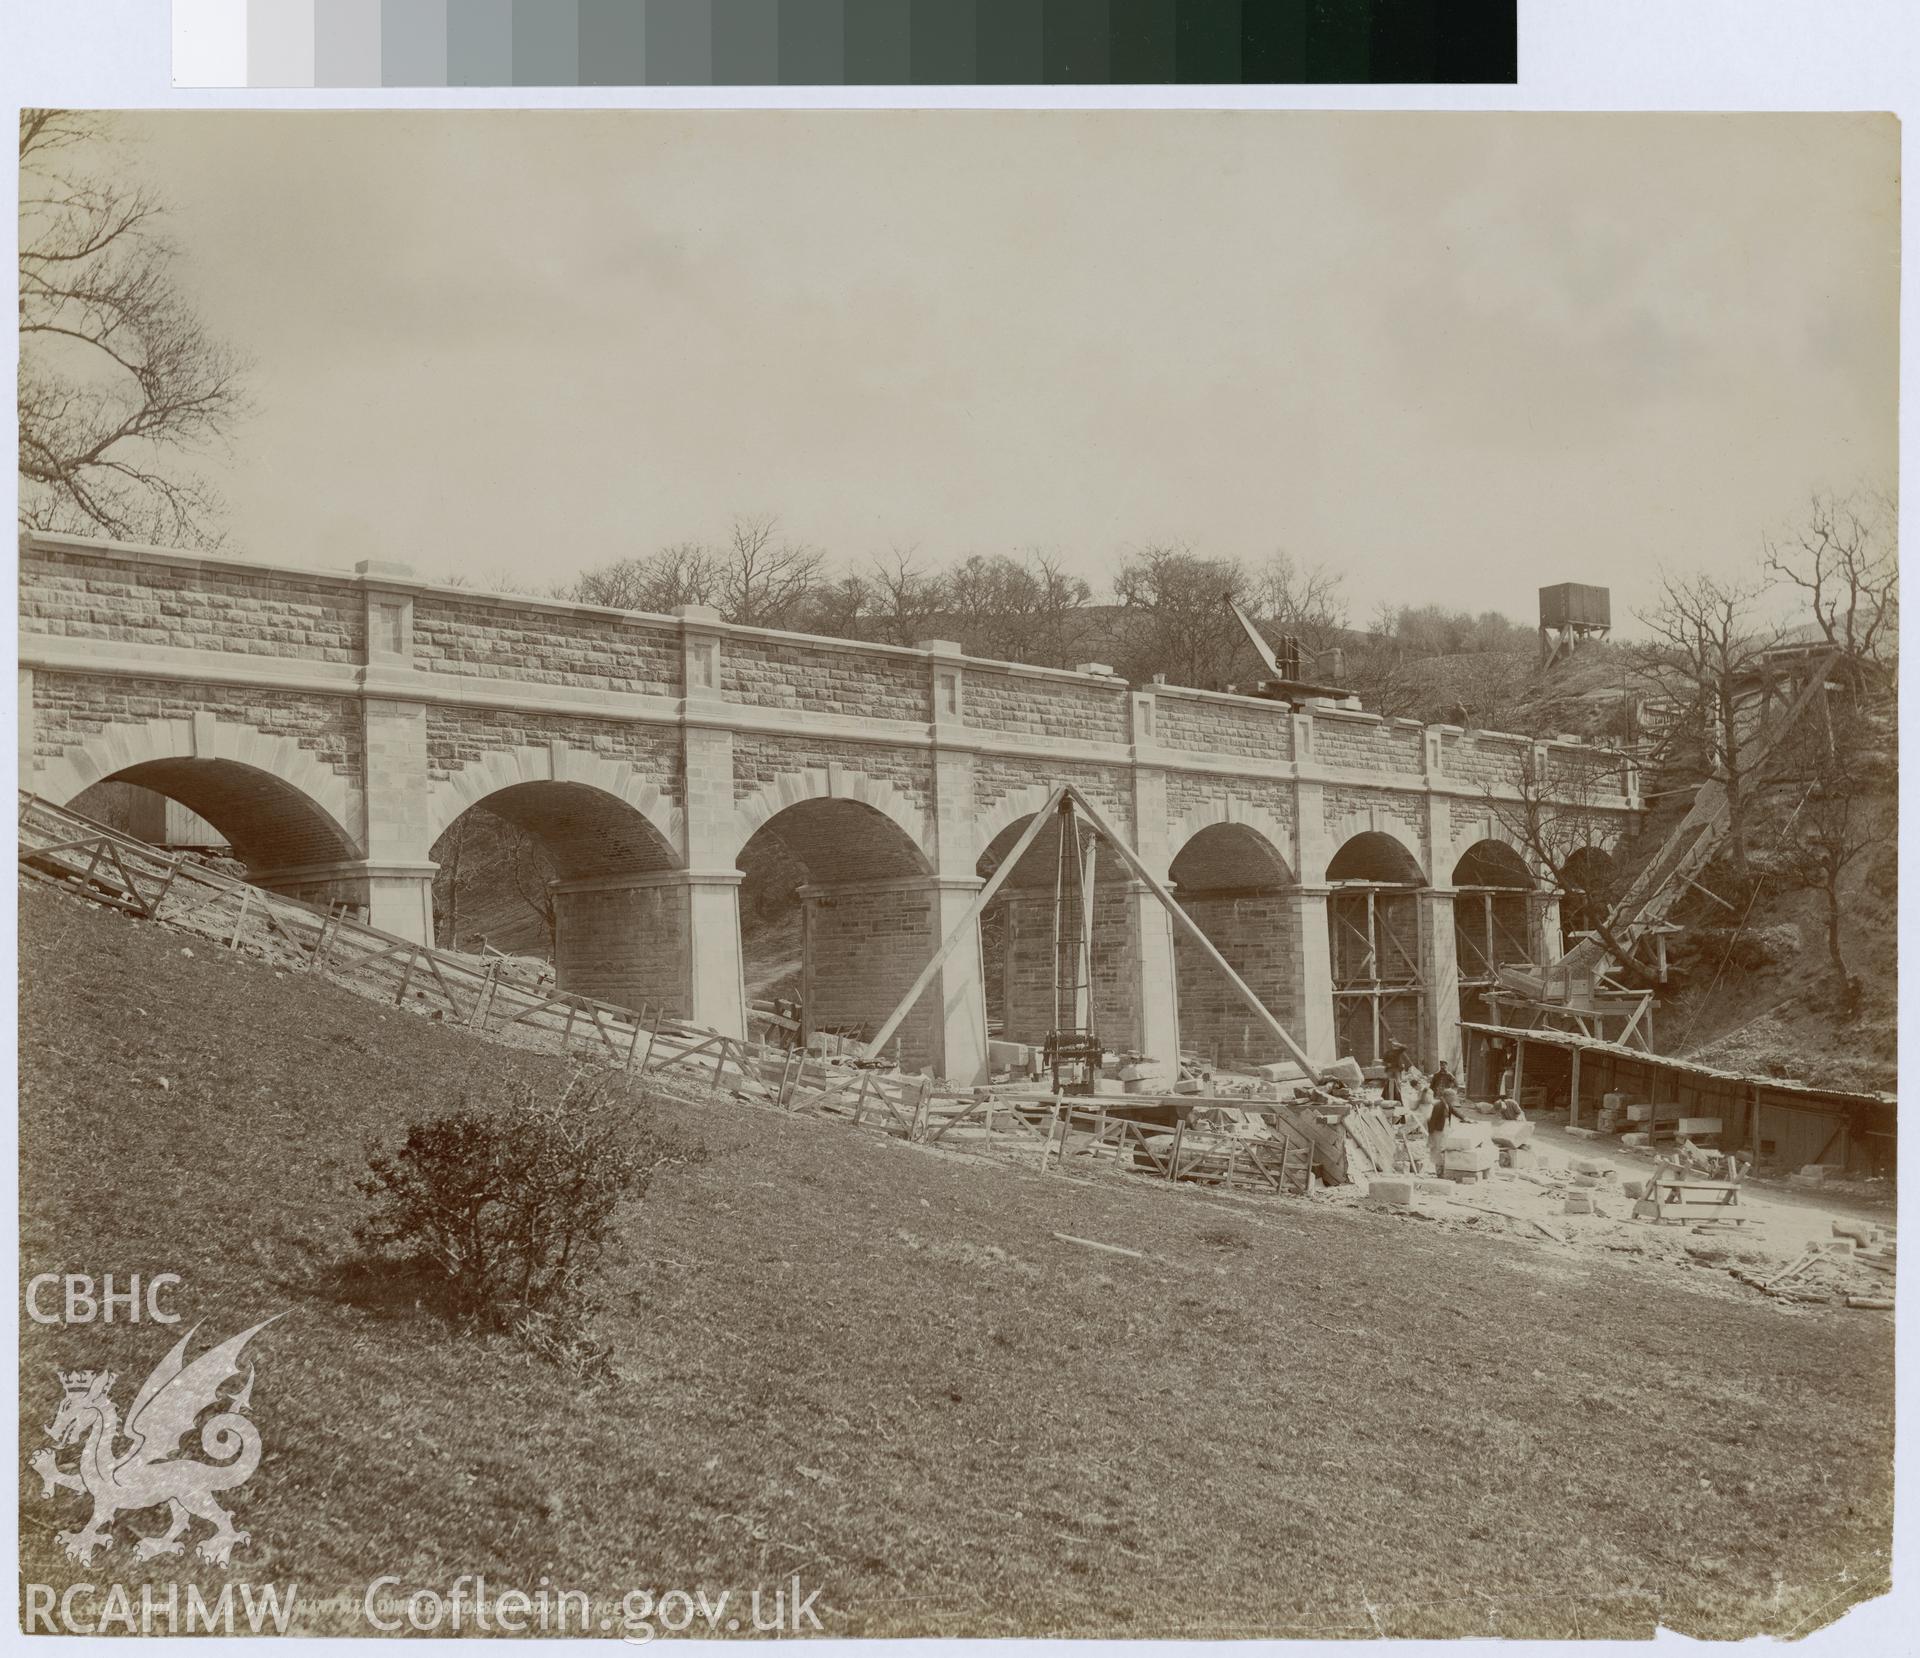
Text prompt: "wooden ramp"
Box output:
[[18, 790, 1359, 1204]]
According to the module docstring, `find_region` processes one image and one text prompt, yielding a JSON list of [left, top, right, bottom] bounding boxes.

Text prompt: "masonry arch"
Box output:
[[1451, 838, 1536, 1030], [1559, 845, 1617, 943], [1326, 830, 1428, 1067], [1168, 822, 1304, 1073], [49, 716, 363, 877], [736, 795, 941, 1070], [430, 779, 685, 1017], [69, 758, 361, 874], [426, 746, 681, 864], [730, 767, 933, 877], [975, 801, 1148, 1060]]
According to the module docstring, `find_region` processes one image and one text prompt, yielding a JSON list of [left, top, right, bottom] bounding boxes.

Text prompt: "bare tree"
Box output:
[[1484, 743, 1646, 982], [1438, 650, 1534, 733], [1634, 570, 1790, 881], [1764, 487, 1899, 678], [1250, 549, 1349, 658], [433, 816, 470, 949], [1765, 693, 1895, 995], [1107, 542, 1251, 688], [929, 550, 1089, 665], [719, 513, 824, 629], [439, 566, 555, 596], [864, 545, 946, 646], [1339, 624, 1428, 720], [566, 541, 721, 612], [18, 109, 250, 545], [508, 827, 558, 957], [805, 570, 871, 638], [1021, 550, 1094, 667]]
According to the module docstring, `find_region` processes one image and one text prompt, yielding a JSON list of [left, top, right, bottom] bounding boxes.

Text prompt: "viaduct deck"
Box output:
[[17, 532, 1640, 1083]]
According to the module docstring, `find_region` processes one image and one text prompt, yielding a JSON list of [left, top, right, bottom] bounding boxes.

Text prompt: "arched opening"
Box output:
[[737, 799, 936, 1065], [1451, 839, 1536, 1030], [977, 808, 1141, 1061], [431, 781, 682, 1005], [1559, 846, 1616, 944], [1168, 823, 1300, 1073], [67, 779, 228, 856], [1326, 831, 1427, 1067], [69, 758, 358, 880]]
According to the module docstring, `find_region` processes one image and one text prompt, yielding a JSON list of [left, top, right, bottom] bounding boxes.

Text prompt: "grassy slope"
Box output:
[[18, 886, 1893, 1639]]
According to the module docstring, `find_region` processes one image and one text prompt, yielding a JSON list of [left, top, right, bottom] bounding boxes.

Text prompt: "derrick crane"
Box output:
[[1225, 600, 1354, 707]]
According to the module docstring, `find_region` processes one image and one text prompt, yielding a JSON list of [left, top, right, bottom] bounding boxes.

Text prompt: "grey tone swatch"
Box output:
[[978, 0, 1043, 82], [382, 0, 450, 85], [512, 0, 581, 84], [911, 0, 979, 84], [579, 0, 646, 83], [846, 0, 911, 84], [646, 0, 714, 86], [447, 0, 514, 84], [714, 0, 780, 85], [778, 0, 846, 84], [316, 0, 384, 86], [247, 0, 314, 85]]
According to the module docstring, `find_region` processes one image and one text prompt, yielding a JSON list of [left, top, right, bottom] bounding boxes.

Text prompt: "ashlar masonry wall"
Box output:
[[801, 883, 944, 1074], [18, 533, 1642, 1086], [1174, 894, 1305, 1072]]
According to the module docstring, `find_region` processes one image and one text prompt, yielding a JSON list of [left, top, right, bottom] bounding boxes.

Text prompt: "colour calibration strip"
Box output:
[[174, 1, 1518, 87]]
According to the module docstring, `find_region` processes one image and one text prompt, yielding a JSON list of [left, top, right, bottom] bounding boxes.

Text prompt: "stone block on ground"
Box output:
[[1369, 1178, 1415, 1207], [1441, 1145, 1497, 1175], [1256, 1060, 1309, 1083], [1564, 1192, 1594, 1215], [1318, 1056, 1366, 1089]]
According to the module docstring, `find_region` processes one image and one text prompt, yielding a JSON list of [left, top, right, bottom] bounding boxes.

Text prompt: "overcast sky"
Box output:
[[93, 111, 1898, 629]]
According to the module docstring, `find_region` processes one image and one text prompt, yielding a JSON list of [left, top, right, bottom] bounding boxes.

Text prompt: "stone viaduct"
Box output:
[[17, 533, 1641, 1085]]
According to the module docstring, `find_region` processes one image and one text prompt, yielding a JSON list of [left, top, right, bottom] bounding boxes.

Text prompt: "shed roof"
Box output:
[[1461, 1021, 1894, 1111]]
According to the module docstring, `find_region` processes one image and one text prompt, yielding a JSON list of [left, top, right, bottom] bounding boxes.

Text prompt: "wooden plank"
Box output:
[[1060, 786, 1319, 1077], [225, 884, 254, 949], [862, 784, 1068, 1060], [392, 946, 419, 1004], [1051, 1232, 1145, 1259]]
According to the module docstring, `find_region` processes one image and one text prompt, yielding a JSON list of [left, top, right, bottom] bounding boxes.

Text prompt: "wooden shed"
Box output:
[[1461, 1020, 1894, 1176]]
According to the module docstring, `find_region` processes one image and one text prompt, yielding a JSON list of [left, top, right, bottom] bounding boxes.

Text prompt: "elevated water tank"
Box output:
[[1539, 583, 1611, 631]]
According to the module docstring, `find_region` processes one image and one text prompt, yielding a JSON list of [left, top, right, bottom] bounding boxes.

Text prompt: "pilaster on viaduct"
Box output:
[[18, 533, 1642, 1085]]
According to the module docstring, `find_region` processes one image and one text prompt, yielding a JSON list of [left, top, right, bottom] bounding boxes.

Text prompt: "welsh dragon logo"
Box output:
[[29, 1316, 281, 1567]]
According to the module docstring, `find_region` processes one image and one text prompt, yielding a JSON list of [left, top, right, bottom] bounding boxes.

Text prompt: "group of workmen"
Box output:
[[1374, 1039, 1527, 1153]]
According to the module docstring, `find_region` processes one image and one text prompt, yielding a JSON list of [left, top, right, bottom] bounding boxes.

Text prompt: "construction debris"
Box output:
[[20, 788, 1893, 1319]]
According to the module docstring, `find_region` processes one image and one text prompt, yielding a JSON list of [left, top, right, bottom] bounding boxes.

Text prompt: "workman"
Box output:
[[1488, 1036, 1515, 1098], [1428, 1088, 1467, 1138], [1383, 1040, 1412, 1103]]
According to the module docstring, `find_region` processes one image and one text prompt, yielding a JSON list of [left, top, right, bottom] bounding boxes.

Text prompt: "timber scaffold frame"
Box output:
[[20, 790, 1341, 1199]]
